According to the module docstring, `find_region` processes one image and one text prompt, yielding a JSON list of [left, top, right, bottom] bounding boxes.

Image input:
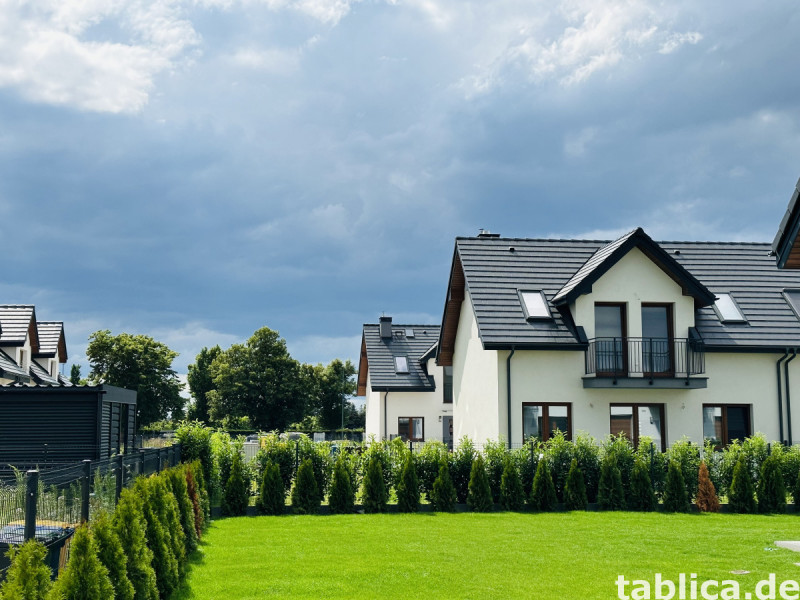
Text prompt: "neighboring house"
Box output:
[[774, 177, 800, 269], [431, 227, 800, 448], [358, 317, 452, 445]]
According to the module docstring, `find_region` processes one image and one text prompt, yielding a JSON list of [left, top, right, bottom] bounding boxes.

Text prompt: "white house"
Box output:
[[0, 305, 70, 386], [358, 317, 453, 446]]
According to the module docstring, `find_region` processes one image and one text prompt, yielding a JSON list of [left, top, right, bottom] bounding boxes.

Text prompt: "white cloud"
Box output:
[[659, 31, 702, 54]]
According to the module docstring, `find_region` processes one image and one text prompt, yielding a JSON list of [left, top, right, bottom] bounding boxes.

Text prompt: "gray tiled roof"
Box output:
[[362, 324, 440, 391], [0, 306, 35, 346], [57, 373, 73, 387], [0, 349, 29, 381], [456, 235, 800, 351], [36, 322, 64, 357], [29, 361, 60, 386]]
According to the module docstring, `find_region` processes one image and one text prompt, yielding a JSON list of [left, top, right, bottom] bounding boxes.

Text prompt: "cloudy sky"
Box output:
[[2, 0, 800, 388]]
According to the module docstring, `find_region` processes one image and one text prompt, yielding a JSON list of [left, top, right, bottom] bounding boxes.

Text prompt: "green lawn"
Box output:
[[172, 512, 800, 600]]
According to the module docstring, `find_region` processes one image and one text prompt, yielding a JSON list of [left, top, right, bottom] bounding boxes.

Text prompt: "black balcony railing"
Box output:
[[585, 337, 704, 379]]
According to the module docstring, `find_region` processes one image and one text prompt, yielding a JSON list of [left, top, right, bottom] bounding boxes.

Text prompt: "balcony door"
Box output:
[[641, 304, 673, 376], [595, 303, 626, 376]]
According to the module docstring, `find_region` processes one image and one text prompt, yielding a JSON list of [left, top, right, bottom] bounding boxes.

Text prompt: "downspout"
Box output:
[[786, 350, 797, 446], [506, 347, 515, 450], [383, 391, 389, 441], [777, 350, 790, 444]]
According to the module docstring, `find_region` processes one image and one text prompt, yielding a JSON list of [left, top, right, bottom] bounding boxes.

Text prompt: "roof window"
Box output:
[[713, 293, 747, 324], [405, 328, 415, 338], [519, 290, 552, 320], [394, 356, 409, 374], [784, 290, 800, 318]]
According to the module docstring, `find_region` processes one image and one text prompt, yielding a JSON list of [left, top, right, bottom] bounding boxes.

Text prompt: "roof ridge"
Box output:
[[456, 236, 772, 246]]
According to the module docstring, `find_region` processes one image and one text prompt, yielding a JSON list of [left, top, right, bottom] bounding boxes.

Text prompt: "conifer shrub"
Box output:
[[48, 526, 114, 600], [0, 540, 52, 600], [91, 511, 135, 600], [729, 454, 757, 514], [662, 460, 690, 512], [188, 460, 210, 524], [757, 454, 787, 514], [564, 459, 588, 511], [257, 461, 286, 516], [466, 454, 493, 512], [222, 450, 250, 517], [296, 435, 333, 497], [134, 477, 179, 598], [597, 455, 625, 511], [361, 455, 388, 514], [792, 468, 800, 513], [256, 433, 297, 492], [415, 441, 448, 497], [544, 431, 573, 501], [166, 467, 198, 555], [430, 458, 457, 512], [483, 439, 508, 502], [185, 465, 204, 537], [327, 455, 355, 515], [628, 460, 657, 512], [175, 421, 213, 495], [601, 435, 635, 501], [573, 433, 601, 502], [396, 454, 421, 513], [292, 458, 321, 514], [529, 457, 558, 512], [696, 461, 720, 513], [665, 437, 701, 501], [113, 487, 158, 600], [500, 456, 525, 511], [451, 437, 476, 503], [158, 475, 187, 578]]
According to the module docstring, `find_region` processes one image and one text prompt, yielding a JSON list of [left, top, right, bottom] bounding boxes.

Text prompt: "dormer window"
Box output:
[[519, 290, 552, 320], [394, 356, 409, 374], [713, 294, 747, 324]]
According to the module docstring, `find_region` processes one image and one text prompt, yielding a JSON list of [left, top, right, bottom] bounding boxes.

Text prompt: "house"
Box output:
[[773, 177, 800, 269], [429, 227, 800, 449], [358, 317, 453, 445], [0, 306, 70, 386]]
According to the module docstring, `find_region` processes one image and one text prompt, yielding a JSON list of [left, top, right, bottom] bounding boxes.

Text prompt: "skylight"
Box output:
[[713, 293, 747, 323], [405, 328, 415, 338], [784, 290, 800, 318], [394, 356, 409, 374], [519, 290, 552, 320]]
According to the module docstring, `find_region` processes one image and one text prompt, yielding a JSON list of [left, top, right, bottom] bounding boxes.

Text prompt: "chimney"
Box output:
[[477, 229, 500, 238], [379, 316, 393, 339]]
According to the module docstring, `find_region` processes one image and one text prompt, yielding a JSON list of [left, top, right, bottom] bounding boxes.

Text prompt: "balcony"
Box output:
[[583, 337, 707, 389]]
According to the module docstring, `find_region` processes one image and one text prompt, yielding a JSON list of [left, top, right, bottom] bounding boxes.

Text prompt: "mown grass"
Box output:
[[172, 512, 800, 600]]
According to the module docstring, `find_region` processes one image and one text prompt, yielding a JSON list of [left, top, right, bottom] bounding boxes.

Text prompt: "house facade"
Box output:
[[0, 306, 70, 386]]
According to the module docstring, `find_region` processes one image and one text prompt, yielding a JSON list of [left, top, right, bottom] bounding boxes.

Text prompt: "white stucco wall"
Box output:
[[364, 372, 382, 440]]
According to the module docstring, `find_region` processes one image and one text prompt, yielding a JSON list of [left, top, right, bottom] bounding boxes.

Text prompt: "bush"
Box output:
[[729, 454, 757, 514], [500, 456, 525, 511], [696, 461, 720, 513], [359, 440, 393, 496], [396, 454, 421, 513], [564, 459, 588, 511], [135, 477, 179, 597], [451, 437, 476, 503], [544, 431, 573, 502], [296, 436, 334, 497], [602, 435, 635, 501], [597, 455, 625, 511], [113, 487, 159, 600], [185, 463, 205, 537], [91, 511, 135, 600], [483, 439, 508, 502], [222, 450, 250, 517], [792, 468, 800, 512], [175, 421, 213, 495], [257, 461, 286, 515], [757, 454, 787, 514], [515, 440, 541, 497], [665, 437, 701, 501], [166, 467, 199, 555], [467, 454, 493, 512], [292, 458, 321, 515], [256, 434, 296, 492], [628, 460, 657, 512], [48, 526, 115, 600], [530, 457, 557, 512], [416, 441, 448, 497], [188, 460, 210, 525], [430, 459, 457, 512], [573, 434, 601, 502], [662, 461, 689, 513], [327, 455, 355, 515], [0, 540, 52, 600]]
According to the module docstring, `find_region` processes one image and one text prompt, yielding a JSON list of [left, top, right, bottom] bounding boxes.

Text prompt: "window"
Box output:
[[519, 290, 552, 320], [784, 289, 800, 318], [398, 417, 424, 442], [394, 356, 409, 374], [713, 294, 747, 323], [594, 303, 627, 375], [405, 328, 415, 338], [443, 366, 453, 404], [522, 403, 571, 442], [641, 304, 673, 376], [703, 404, 751, 448], [610, 404, 665, 450]]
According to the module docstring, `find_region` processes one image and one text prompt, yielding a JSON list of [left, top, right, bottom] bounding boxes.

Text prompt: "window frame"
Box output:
[[702, 404, 752, 449], [394, 356, 409, 374], [443, 366, 453, 404], [712, 293, 747, 324], [594, 302, 628, 377], [609, 403, 666, 451], [397, 416, 424, 442], [521, 402, 572, 443], [518, 290, 553, 321], [641, 303, 675, 378]]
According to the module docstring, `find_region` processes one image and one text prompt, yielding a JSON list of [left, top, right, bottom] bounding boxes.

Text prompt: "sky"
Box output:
[[2, 0, 800, 392]]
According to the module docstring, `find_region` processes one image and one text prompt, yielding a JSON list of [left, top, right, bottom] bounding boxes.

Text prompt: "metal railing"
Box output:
[[585, 337, 704, 379]]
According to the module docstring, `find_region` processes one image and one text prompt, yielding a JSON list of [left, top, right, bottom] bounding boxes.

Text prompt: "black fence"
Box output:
[[585, 337, 705, 378]]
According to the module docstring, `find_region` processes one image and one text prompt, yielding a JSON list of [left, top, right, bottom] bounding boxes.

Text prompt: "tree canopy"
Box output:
[[186, 345, 221, 423]]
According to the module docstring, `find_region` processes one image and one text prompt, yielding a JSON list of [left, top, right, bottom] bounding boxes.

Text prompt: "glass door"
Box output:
[[642, 304, 673, 376], [595, 304, 626, 376]]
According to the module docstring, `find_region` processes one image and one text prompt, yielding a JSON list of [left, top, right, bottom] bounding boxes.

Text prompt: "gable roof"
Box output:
[[358, 323, 440, 395], [34, 322, 67, 361], [0, 349, 30, 382], [773, 176, 800, 269], [29, 361, 60, 386], [0, 306, 38, 350]]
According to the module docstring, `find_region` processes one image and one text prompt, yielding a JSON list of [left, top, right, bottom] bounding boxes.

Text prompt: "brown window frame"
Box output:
[[641, 303, 675, 378], [443, 366, 453, 404], [397, 417, 424, 442], [703, 404, 752, 449], [521, 402, 572, 443], [594, 302, 628, 377], [609, 403, 666, 451]]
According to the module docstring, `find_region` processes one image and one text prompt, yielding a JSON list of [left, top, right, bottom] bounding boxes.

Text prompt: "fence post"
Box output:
[[24, 470, 38, 542], [139, 448, 147, 476], [115, 454, 124, 502], [81, 460, 91, 523]]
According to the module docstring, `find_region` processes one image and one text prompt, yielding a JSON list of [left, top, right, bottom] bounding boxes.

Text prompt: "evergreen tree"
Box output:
[[158, 475, 187, 578], [47, 526, 114, 600], [113, 488, 158, 600], [327, 455, 354, 515], [628, 460, 657, 512], [792, 469, 800, 513], [185, 465, 204, 537], [757, 454, 787, 514], [729, 455, 757, 514], [564, 459, 588, 511], [257, 461, 286, 516], [361, 455, 388, 514], [466, 454, 493, 512], [396, 454, 421, 513], [530, 458, 558, 512], [696, 461, 720, 513], [166, 467, 198, 555], [500, 457, 525, 511], [0, 540, 52, 600], [292, 458, 321, 514], [597, 456, 625, 511], [222, 451, 250, 517], [188, 461, 210, 525], [91, 511, 135, 600], [430, 459, 457, 512], [134, 477, 179, 598], [662, 461, 690, 512]]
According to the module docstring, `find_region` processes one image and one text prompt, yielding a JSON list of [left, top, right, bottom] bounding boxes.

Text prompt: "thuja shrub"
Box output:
[[451, 437, 476, 503], [327, 455, 354, 515], [0, 540, 52, 600], [256, 434, 296, 492], [49, 526, 115, 600], [135, 477, 179, 597], [416, 440, 448, 497], [500, 456, 525, 511], [792, 468, 800, 512], [258, 461, 286, 516], [91, 511, 135, 600], [210, 431, 237, 501], [696, 461, 720, 513], [544, 431, 573, 502], [665, 437, 701, 501], [483, 438, 508, 502], [297, 435, 333, 496], [573, 433, 601, 502], [601, 435, 635, 501], [175, 420, 213, 494], [597, 455, 625, 511], [188, 460, 211, 525], [361, 455, 388, 514], [388, 437, 411, 491], [359, 440, 393, 497], [467, 454, 493, 512], [185, 463, 205, 537], [430, 459, 457, 512], [515, 441, 541, 496], [628, 460, 657, 512], [222, 450, 250, 517], [757, 454, 787, 514], [292, 458, 321, 515], [530, 457, 557, 512], [564, 459, 588, 511], [396, 454, 421, 513], [113, 487, 158, 600], [166, 467, 198, 555], [729, 454, 757, 514], [636, 438, 665, 497], [662, 460, 690, 513], [159, 475, 187, 578]]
